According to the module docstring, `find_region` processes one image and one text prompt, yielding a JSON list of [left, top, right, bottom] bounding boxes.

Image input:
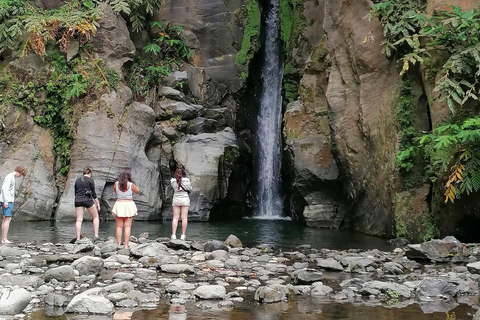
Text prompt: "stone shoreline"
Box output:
[[0, 235, 479, 318]]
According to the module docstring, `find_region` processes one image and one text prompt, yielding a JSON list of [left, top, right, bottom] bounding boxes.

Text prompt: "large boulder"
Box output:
[[406, 236, 464, 262], [130, 242, 168, 258], [155, 0, 245, 96], [291, 269, 323, 285], [90, 3, 135, 76], [165, 129, 241, 221], [55, 86, 162, 220], [0, 288, 31, 315], [65, 288, 114, 315], [0, 99, 57, 221], [193, 285, 226, 299], [71, 256, 104, 276], [254, 284, 295, 303], [323, 0, 404, 236], [417, 278, 458, 298], [45, 265, 76, 282], [362, 281, 412, 299]]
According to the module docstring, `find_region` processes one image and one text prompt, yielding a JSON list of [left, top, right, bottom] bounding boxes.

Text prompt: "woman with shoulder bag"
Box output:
[[170, 164, 192, 240], [74, 168, 100, 241], [112, 168, 140, 249]]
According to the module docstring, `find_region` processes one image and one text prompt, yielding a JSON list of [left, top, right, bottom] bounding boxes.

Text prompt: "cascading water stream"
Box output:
[[256, 0, 283, 218]]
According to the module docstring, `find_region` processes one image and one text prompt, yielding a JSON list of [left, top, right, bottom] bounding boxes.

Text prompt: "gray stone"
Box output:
[[0, 247, 27, 257], [90, 3, 135, 75], [163, 71, 188, 88], [156, 100, 197, 120], [467, 261, 480, 274], [131, 242, 168, 257], [138, 255, 179, 267], [71, 256, 104, 276], [362, 281, 412, 298], [134, 268, 157, 280], [311, 284, 333, 296], [224, 235, 243, 248], [166, 239, 190, 250], [158, 87, 185, 101], [204, 240, 229, 253], [406, 237, 464, 262], [113, 272, 135, 281], [45, 265, 76, 282], [107, 293, 128, 303], [73, 238, 95, 253], [0, 288, 31, 315], [474, 309, 480, 320], [104, 281, 134, 294], [383, 262, 404, 275], [417, 278, 459, 298], [168, 129, 241, 221], [116, 299, 138, 308], [65, 288, 114, 315], [44, 293, 68, 307], [224, 258, 244, 270], [55, 91, 161, 221], [317, 258, 343, 271], [166, 279, 196, 294], [160, 264, 194, 274], [208, 250, 229, 261], [254, 284, 295, 303], [0, 275, 43, 288], [194, 285, 227, 300], [291, 269, 323, 285]]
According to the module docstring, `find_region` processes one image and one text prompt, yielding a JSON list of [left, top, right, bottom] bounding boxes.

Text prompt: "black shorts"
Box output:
[[75, 200, 95, 208]]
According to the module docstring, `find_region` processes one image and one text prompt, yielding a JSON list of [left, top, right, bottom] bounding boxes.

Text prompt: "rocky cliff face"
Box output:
[[0, 0, 249, 222]]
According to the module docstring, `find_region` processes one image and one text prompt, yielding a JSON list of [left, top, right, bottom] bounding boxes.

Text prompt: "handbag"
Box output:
[[180, 184, 191, 195]]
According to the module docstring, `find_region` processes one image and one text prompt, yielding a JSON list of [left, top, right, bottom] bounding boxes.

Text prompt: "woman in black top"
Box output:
[[74, 168, 100, 241]]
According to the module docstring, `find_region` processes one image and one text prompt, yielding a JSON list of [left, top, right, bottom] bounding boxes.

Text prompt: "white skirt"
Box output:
[[172, 195, 190, 207], [112, 201, 138, 218]]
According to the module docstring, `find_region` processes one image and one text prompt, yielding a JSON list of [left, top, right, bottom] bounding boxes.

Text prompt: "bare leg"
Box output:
[[86, 205, 99, 238], [180, 206, 189, 236], [115, 217, 124, 245], [124, 217, 134, 249], [2, 217, 12, 243], [75, 207, 85, 240], [171, 206, 181, 236]]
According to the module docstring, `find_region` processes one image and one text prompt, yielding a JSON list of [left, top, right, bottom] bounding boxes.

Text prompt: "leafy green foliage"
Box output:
[[235, 0, 261, 80], [1, 49, 118, 175], [396, 80, 417, 171], [103, 0, 165, 32], [0, 0, 100, 56], [421, 117, 480, 202], [128, 21, 193, 99]]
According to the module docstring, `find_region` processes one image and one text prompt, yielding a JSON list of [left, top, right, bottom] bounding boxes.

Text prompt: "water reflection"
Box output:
[[8, 220, 392, 251], [29, 299, 475, 320], [169, 305, 186, 320]]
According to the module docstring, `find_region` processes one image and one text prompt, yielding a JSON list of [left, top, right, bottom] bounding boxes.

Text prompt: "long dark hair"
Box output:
[[118, 167, 133, 192], [174, 165, 187, 190]]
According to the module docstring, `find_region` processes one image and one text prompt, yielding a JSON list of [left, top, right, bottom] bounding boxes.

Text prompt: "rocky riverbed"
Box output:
[[0, 235, 479, 319]]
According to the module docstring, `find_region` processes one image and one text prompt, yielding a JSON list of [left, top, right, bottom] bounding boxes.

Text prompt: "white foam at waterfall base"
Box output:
[[256, 0, 284, 218]]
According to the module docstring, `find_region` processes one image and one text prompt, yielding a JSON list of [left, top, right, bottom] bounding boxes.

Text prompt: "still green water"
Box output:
[[8, 219, 392, 251]]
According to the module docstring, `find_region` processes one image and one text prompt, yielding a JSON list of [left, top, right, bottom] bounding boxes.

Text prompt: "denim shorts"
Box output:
[[1, 202, 13, 217]]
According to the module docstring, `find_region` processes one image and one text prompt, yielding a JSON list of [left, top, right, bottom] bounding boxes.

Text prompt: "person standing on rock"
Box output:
[[112, 167, 140, 249], [0, 166, 26, 244], [74, 168, 100, 241], [170, 164, 192, 240]]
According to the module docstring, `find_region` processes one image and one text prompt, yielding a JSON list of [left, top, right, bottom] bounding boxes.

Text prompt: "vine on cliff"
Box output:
[[128, 21, 193, 100], [371, 2, 480, 203], [235, 0, 261, 80]]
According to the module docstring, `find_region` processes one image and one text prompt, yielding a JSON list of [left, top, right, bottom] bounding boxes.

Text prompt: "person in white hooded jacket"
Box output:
[[0, 166, 26, 244]]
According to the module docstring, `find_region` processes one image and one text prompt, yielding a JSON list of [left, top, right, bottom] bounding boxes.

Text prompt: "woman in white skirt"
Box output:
[[112, 168, 140, 249], [171, 165, 192, 240]]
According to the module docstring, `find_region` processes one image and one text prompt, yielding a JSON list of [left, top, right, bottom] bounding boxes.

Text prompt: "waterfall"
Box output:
[[256, 0, 283, 217]]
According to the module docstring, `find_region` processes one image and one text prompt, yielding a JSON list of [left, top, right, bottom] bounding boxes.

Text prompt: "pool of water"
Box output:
[[28, 299, 475, 320], [7, 219, 392, 251]]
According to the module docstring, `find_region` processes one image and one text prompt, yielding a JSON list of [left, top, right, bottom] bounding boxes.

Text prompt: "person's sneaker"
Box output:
[[180, 234, 186, 241], [171, 234, 177, 240]]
